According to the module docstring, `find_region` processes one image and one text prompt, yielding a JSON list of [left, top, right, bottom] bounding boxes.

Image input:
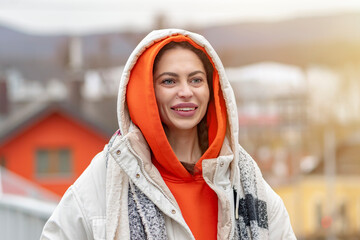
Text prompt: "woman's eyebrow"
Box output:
[[155, 72, 178, 80], [188, 70, 205, 77]]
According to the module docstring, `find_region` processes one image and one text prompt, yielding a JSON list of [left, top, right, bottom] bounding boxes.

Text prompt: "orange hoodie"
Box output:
[[126, 35, 227, 240]]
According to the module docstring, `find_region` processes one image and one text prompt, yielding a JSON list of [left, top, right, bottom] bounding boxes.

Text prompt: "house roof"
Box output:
[[0, 100, 117, 144]]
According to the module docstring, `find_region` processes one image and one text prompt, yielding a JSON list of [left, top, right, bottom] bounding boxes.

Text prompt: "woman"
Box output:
[[41, 29, 296, 240]]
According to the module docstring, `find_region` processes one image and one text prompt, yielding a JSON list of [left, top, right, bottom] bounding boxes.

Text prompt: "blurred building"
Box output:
[[276, 131, 360, 239], [227, 62, 307, 182], [0, 35, 122, 197]]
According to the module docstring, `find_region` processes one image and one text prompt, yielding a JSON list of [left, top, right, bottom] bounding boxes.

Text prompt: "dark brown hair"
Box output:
[[153, 41, 214, 174]]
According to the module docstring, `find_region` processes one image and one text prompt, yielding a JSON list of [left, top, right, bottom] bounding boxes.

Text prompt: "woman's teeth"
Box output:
[[174, 107, 196, 111]]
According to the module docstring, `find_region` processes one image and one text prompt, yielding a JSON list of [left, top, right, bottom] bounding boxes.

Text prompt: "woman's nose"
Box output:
[[177, 82, 193, 98]]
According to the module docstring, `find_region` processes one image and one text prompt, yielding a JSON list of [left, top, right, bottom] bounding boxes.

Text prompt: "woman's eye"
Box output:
[[161, 79, 175, 85], [191, 78, 203, 84]]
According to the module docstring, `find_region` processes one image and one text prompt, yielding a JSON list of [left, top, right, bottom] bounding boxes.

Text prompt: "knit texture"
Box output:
[[232, 146, 269, 240], [128, 182, 167, 240]]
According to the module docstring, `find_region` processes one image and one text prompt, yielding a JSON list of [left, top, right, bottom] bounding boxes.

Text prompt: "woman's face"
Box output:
[[153, 47, 210, 133]]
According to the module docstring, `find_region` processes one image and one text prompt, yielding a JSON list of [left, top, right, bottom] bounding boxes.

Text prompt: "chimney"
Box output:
[[69, 36, 83, 72], [66, 36, 84, 109], [0, 75, 9, 115]]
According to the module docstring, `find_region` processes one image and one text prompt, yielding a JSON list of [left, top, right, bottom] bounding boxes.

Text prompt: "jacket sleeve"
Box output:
[[264, 180, 296, 240], [40, 186, 93, 240], [264, 180, 297, 239]]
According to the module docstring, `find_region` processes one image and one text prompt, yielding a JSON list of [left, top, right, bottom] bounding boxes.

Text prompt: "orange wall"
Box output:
[[0, 111, 109, 196]]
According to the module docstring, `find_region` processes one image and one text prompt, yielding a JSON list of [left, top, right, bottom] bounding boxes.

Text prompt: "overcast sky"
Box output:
[[1, 0, 360, 34]]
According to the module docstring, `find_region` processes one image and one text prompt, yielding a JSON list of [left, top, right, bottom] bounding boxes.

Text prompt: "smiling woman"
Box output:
[[41, 29, 296, 240]]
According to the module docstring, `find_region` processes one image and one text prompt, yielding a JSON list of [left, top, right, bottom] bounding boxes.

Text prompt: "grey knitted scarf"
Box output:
[[127, 147, 269, 240]]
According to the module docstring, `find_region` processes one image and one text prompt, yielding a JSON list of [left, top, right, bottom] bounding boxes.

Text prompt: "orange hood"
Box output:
[[126, 34, 227, 180]]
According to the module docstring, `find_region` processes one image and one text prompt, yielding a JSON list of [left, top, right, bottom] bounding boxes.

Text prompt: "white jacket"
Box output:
[[41, 29, 296, 240]]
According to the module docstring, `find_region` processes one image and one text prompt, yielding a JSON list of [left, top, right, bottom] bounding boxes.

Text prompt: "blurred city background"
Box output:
[[0, 0, 360, 239]]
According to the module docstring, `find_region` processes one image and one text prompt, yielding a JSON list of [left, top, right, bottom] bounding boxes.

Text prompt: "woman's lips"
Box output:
[[171, 103, 198, 117]]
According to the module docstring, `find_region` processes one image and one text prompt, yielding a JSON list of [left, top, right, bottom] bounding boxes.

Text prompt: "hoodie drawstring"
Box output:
[[234, 188, 240, 220]]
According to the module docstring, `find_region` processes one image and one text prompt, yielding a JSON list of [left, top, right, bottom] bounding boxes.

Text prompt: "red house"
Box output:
[[0, 102, 115, 196]]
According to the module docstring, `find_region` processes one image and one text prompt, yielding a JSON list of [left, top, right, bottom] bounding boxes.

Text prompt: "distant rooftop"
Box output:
[[0, 100, 117, 144]]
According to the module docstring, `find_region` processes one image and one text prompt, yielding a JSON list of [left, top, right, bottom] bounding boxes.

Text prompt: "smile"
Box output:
[[172, 107, 197, 111], [171, 103, 198, 117]]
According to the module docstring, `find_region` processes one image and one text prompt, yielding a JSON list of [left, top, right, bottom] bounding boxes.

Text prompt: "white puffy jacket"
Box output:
[[41, 29, 296, 240]]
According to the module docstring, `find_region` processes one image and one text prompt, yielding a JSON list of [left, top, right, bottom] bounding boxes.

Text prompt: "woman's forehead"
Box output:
[[154, 48, 204, 71]]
